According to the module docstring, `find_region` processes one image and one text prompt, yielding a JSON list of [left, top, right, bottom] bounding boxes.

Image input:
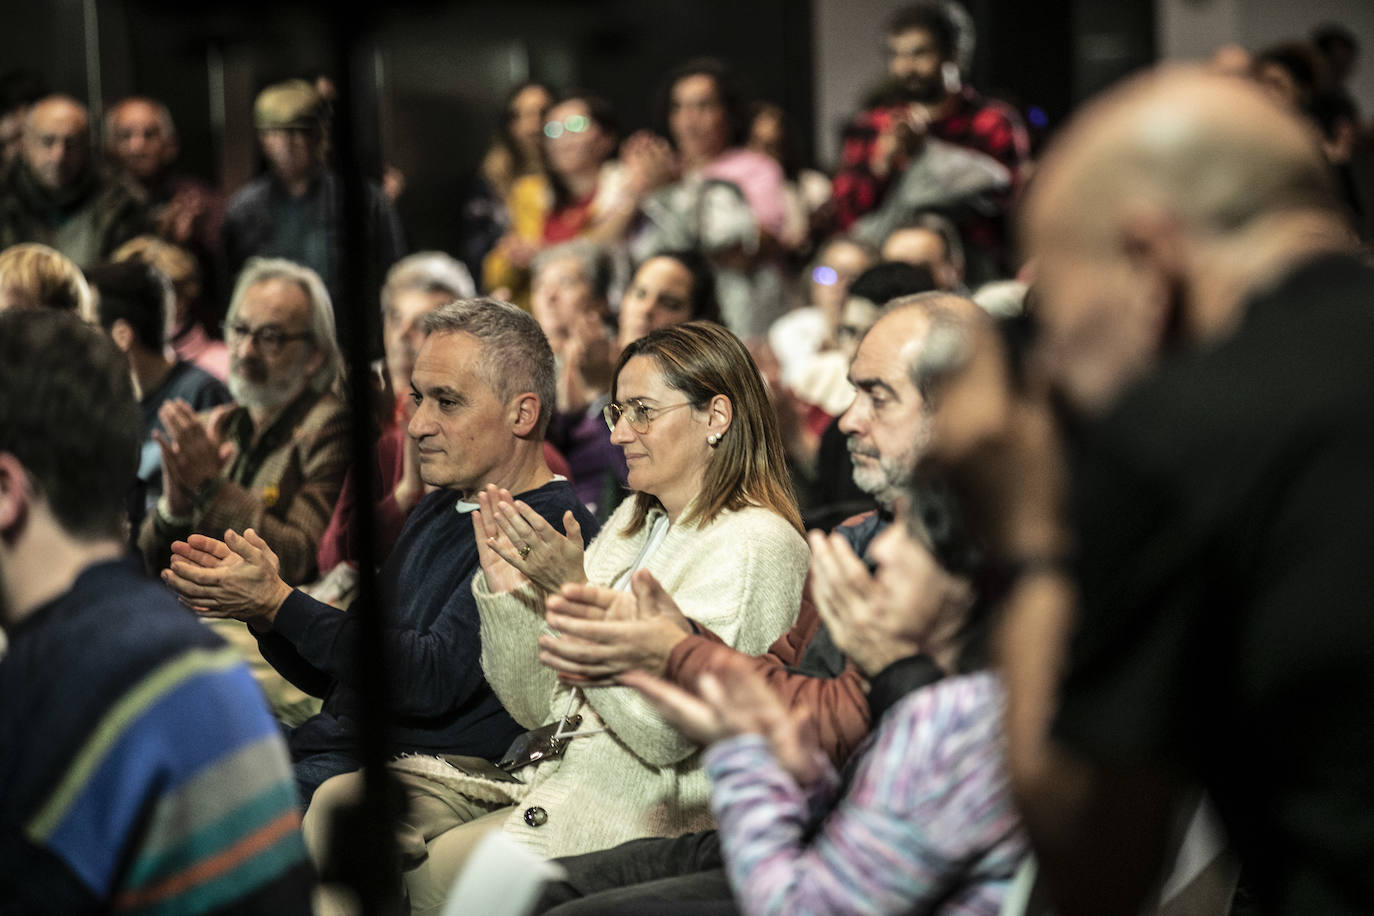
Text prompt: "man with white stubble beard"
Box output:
[[138, 256, 350, 586]]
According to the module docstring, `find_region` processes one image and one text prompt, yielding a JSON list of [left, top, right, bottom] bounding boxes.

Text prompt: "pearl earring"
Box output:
[[707, 433, 722, 447]]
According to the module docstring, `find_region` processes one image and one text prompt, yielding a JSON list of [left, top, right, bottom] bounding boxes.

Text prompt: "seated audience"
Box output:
[[0, 95, 147, 267], [0, 308, 311, 912], [621, 478, 1027, 916], [528, 294, 1005, 913], [305, 321, 809, 915], [85, 259, 230, 543], [0, 241, 93, 317], [161, 298, 599, 808], [139, 257, 349, 586], [746, 101, 833, 253], [794, 263, 936, 520]]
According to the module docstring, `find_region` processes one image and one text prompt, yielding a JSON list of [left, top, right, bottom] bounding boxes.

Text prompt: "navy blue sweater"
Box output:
[[262, 478, 599, 761]]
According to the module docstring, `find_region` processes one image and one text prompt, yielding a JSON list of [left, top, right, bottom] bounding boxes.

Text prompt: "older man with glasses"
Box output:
[[138, 256, 350, 587]]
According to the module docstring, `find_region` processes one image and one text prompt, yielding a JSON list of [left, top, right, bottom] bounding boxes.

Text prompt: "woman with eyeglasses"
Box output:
[[483, 91, 639, 308], [384, 321, 809, 915]]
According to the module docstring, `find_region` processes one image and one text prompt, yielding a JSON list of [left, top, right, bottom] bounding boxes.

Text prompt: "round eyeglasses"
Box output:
[[544, 115, 591, 139], [603, 399, 691, 433]]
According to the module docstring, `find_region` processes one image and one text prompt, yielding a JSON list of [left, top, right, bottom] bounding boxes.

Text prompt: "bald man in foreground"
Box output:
[[0, 94, 146, 266], [924, 67, 1373, 914]]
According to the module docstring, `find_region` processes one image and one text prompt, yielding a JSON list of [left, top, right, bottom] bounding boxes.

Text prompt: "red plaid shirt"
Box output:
[[831, 87, 1029, 233]]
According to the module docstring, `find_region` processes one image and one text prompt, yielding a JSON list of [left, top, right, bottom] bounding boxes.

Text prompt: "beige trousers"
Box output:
[[303, 765, 515, 916]]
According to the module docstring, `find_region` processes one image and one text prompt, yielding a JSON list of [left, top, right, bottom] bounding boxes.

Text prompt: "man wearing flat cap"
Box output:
[[222, 78, 406, 331]]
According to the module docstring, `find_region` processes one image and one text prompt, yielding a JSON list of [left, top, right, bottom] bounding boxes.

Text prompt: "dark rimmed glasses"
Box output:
[[223, 322, 314, 356]]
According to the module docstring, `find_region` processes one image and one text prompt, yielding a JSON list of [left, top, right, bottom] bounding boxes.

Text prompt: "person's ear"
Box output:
[[0, 453, 32, 540], [1119, 205, 1189, 350], [706, 394, 732, 438], [510, 392, 542, 438], [303, 345, 325, 379], [109, 318, 135, 353]]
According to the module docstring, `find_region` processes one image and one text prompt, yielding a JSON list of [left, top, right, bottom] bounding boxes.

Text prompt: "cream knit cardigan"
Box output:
[[389, 498, 808, 858]]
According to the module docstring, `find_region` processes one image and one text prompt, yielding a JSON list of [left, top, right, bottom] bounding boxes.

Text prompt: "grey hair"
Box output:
[[422, 297, 556, 436], [873, 291, 976, 406], [226, 257, 343, 394], [380, 251, 475, 317], [531, 239, 615, 301]]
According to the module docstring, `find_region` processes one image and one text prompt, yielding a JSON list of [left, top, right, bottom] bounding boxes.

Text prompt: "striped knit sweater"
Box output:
[[0, 559, 312, 914], [705, 671, 1027, 916]]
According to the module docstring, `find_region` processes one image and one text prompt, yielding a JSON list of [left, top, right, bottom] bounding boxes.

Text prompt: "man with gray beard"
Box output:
[[138, 256, 349, 585]]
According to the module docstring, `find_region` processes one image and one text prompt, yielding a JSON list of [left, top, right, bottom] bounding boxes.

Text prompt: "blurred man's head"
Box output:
[[0, 310, 140, 577], [808, 237, 878, 326], [87, 259, 172, 358], [380, 252, 475, 399], [531, 241, 613, 355], [835, 261, 937, 361], [1252, 42, 1325, 111], [885, 2, 970, 104], [22, 95, 90, 191], [0, 69, 46, 169], [254, 79, 327, 189], [105, 97, 178, 185], [1312, 23, 1359, 87], [1021, 66, 1348, 416], [882, 215, 964, 291]]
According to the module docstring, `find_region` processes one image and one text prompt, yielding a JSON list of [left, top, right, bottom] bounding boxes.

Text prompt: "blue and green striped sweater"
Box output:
[[0, 559, 312, 914]]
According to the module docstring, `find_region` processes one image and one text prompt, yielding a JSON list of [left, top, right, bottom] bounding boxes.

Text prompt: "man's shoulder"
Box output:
[[159, 361, 231, 410], [835, 510, 884, 554], [225, 175, 274, 215], [302, 388, 349, 421], [53, 559, 225, 652], [522, 476, 601, 533]]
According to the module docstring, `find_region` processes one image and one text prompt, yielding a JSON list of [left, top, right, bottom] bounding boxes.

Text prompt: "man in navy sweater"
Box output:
[[162, 297, 600, 806]]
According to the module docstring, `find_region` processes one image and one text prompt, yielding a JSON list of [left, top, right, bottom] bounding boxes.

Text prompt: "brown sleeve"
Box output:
[[665, 576, 872, 767]]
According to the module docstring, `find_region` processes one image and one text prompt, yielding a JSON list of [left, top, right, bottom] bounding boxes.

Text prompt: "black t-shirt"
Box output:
[[1054, 254, 1374, 914]]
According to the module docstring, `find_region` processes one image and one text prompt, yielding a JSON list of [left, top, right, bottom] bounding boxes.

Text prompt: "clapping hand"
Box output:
[[622, 661, 825, 787], [474, 484, 587, 594], [538, 570, 694, 684], [162, 528, 292, 629], [153, 400, 235, 516]]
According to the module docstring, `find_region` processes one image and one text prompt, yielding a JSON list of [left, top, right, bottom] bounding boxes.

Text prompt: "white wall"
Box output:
[[1157, 0, 1374, 110], [812, 0, 899, 169]]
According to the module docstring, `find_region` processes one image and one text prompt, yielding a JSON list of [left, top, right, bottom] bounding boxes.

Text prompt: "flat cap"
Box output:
[[254, 79, 324, 130]]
